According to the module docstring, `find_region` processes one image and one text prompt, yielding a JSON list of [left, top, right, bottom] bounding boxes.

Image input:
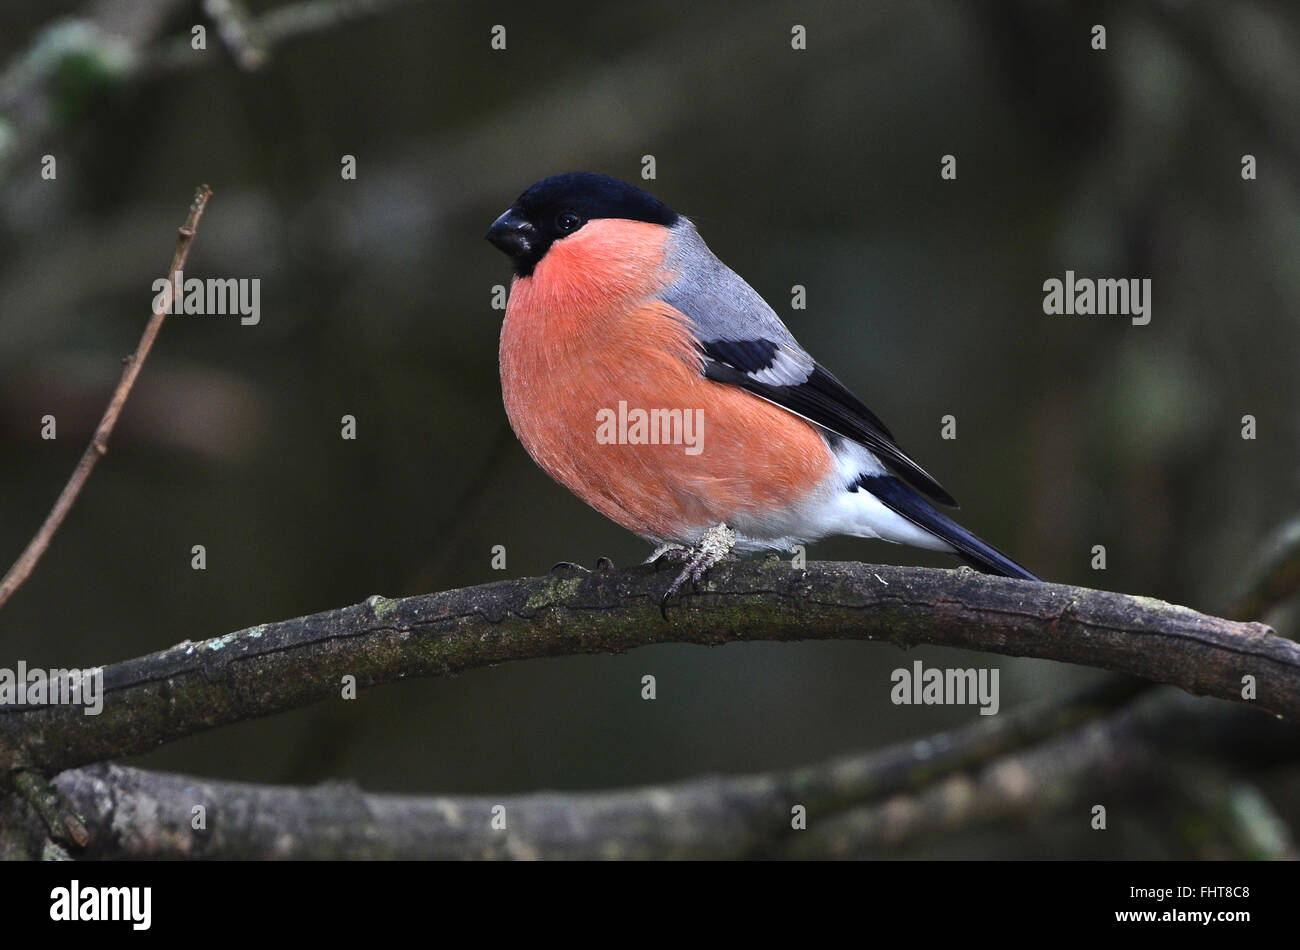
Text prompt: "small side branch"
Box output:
[[0, 185, 213, 611], [1226, 513, 1300, 622]]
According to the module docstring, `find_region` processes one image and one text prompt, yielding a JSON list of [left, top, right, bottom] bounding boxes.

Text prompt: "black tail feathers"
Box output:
[[853, 474, 1039, 582]]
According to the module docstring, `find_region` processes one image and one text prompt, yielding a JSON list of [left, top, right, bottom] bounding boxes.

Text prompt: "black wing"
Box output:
[[698, 337, 959, 507]]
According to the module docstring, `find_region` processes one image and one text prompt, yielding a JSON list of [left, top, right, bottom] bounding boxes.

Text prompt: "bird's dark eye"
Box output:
[[555, 211, 583, 234]]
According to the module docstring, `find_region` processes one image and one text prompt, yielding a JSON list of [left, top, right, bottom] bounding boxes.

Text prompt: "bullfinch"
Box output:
[[487, 172, 1038, 611]]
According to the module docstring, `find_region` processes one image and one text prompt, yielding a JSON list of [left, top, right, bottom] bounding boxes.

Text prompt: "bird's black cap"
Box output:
[[486, 172, 678, 277]]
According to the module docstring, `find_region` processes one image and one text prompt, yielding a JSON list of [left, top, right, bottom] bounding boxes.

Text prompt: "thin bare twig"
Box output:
[[0, 185, 213, 611], [203, 0, 268, 71], [1225, 514, 1300, 623], [154, 0, 426, 74]]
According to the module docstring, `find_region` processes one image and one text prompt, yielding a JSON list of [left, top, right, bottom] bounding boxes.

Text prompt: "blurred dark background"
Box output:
[[0, 0, 1297, 857]]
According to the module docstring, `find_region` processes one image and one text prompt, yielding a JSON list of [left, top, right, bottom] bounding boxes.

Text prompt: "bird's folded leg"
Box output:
[[660, 523, 736, 619]]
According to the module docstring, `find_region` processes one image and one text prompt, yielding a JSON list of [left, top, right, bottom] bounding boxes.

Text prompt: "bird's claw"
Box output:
[[549, 560, 590, 576], [658, 523, 736, 620], [550, 556, 617, 577]]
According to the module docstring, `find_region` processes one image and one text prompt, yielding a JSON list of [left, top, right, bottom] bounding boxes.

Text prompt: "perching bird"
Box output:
[[487, 172, 1038, 611]]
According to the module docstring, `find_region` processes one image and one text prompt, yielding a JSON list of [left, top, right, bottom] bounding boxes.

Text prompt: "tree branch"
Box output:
[[1, 682, 1291, 859], [0, 184, 213, 611], [781, 694, 1297, 859], [0, 560, 1292, 781]]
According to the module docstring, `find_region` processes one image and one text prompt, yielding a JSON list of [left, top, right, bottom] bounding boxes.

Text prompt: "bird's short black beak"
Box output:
[[486, 208, 535, 258]]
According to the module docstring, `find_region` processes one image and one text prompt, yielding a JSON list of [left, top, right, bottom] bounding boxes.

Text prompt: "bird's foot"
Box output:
[[660, 523, 736, 619], [549, 556, 616, 576]]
